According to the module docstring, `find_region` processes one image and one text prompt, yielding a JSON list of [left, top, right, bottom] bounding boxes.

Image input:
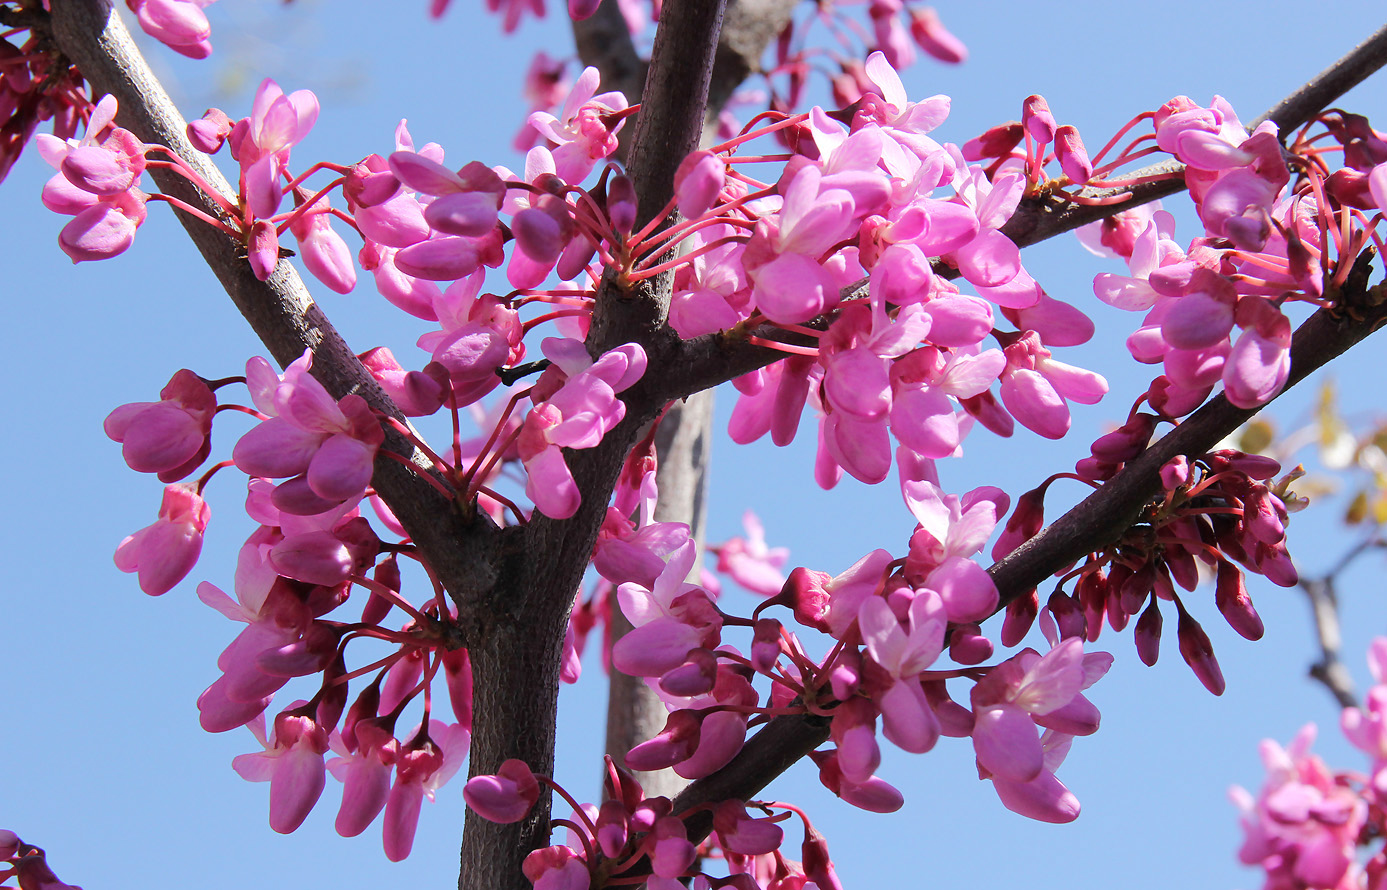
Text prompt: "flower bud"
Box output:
[[463, 759, 540, 823], [1175, 596, 1225, 695]]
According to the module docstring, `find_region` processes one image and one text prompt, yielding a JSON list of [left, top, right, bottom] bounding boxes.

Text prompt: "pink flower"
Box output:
[[36, 95, 150, 262], [909, 7, 967, 64], [327, 719, 400, 838], [746, 165, 862, 325], [287, 191, 356, 294], [126, 0, 216, 58], [114, 484, 210, 595], [232, 710, 331, 834], [232, 351, 384, 514], [233, 79, 320, 219], [464, 758, 541, 823], [104, 368, 215, 481], [382, 721, 470, 860], [971, 638, 1112, 820], [999, 331, 1107, 439], [517, 340, 646, 519], [527, 66, 629, 184], [858, 591, 945, 753], [1341, 638, 1387, 794], [711, 510, 789, 596], [613, 542, 722, 677], [1232, 724, 1367, 890]]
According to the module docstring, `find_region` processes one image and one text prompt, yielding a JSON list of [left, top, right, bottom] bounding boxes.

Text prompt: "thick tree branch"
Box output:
[[575, 0, 796, 803], [459, 2, 730, 886], [44, 2, 502, 626]]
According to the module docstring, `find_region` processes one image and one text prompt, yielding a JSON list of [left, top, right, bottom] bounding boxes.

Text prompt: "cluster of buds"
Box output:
[[1000, 439, 1301, 696], [101, 353, 480, 859]]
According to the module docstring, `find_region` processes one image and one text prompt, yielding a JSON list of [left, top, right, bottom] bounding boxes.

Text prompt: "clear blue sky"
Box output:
[[4, 2, 1387, 888]]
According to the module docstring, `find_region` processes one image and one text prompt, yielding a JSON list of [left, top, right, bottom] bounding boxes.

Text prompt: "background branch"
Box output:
[[1297, 533, 1385, 709]]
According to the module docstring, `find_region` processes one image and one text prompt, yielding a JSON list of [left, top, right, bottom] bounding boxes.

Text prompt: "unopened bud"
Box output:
[[1175, 596, 1225, 695], [1215, 560, 1264, 641], [1134, 599, 1163, 666]]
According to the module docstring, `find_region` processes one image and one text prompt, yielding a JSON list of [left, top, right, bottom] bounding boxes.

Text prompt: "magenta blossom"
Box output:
[[711, 510, 789, 597], [126, 0, 216, 59], [104, 368, 215, 481], [517, 340, 647, 519], [232, 351, 384, 514], [233, 709, 331, 834], [233, 79, 320, 220], [971, 638, 1112, 822]]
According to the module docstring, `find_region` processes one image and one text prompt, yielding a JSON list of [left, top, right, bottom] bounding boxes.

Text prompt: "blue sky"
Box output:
[[4, 2, 1387, 888]]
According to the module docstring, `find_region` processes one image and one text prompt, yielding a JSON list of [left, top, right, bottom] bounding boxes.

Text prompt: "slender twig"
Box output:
[[1298, 532, 1385, 709], [1301, 573, 1358, 709]]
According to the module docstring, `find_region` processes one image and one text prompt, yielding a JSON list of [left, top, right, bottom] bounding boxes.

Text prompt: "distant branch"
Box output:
[[1298, 533, 1386, 710]]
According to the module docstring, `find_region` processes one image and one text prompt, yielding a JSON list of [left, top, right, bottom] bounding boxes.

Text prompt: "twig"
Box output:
[[1301, 573, 1358, 709], [1298, 533, 1385, 709]]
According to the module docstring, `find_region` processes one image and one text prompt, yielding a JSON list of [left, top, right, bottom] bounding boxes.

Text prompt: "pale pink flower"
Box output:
[[232, 710, 331, 834], [712, 511, 789, 597], [527, 66, 628, 184], [114, 483, 210, 595]]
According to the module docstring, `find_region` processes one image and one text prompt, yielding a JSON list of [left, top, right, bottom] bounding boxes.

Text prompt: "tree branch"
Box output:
[[1298, 533, 1385, 710], [989, 255, 1384, 610], [44, 2, 503, 628]]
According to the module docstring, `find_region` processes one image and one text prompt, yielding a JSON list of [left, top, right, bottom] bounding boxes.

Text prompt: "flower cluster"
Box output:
[[997, 440, 1300, 696], [1232, 639, 1387, 890]]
